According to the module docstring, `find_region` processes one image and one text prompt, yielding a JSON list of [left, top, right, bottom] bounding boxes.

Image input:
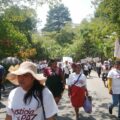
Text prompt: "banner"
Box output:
[[62, 56, 73, 63], [93, 57, 100, 62]]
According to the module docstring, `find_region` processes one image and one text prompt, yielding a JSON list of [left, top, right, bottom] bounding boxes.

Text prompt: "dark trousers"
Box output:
[[96, 67, 101, 77], [0, 83, 5, 100]]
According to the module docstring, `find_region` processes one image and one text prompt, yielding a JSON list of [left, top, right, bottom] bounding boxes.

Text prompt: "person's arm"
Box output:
[[107, 78, 112, 94], [5, 114, 12, 120]]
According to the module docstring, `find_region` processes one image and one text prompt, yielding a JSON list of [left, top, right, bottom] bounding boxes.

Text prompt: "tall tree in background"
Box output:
[[0, 18, 28, 59], [3, 6, 37, 45], [95, 0, 120, 35], [0, 6, 37, 59], [42, 4, 72, 32]]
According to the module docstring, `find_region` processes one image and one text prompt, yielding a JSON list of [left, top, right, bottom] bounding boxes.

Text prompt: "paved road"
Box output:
[[0, 71, 119, 120], [58, 71, 119, 120]]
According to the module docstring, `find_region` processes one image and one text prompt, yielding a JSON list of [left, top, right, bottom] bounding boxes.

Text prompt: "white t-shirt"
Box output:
[[96, 62, 102, 67], [63, 65, 71, 74], [102, 65, 109, 74], [6, 87, 58, 120], [66, 72, 87, 87], [107, 69, 120, 94], [84, 65, 89, 71]]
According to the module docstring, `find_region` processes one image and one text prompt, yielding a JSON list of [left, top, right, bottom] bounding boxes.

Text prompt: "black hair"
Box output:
[[24, 80, 45, 108], [48, 59, 57, 66], [76, 63, 82, 67], [73, 62, 81, 68]]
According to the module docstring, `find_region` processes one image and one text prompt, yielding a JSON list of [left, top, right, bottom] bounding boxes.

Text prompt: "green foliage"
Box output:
[[0, 6, 36, 59], [88, 17, 115, 60], [42, 4, 71, 32], [0, 0, 61, 10], [95, 0, 120, 35], [0, 0, 119, 61], [0, 0, 63, 60], [53, 24, 75, 45], [72, 20, 99, 59], [0, 19, 28, 59], [3, 6, 37, 45]]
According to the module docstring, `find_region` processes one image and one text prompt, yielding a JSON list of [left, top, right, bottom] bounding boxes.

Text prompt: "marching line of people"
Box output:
[[1, 59, 120, 120]]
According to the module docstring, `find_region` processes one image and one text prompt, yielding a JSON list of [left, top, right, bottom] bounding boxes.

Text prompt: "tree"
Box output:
[[0, 0, 63, 60], [0, 0, 61, 11], [3, 6, 37, 45], [54, 24, 75, 45], [0, 18, 28, 59], [42, 4, 72, 32], [0, 6, 38, 59], [95, 0, 120, 35]]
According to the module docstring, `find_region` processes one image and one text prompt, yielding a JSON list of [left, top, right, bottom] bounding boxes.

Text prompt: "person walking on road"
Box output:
[[102, 61, 110, 88], [83, 63, 89, 77], [96, 61, 102, 78], [107, 60, 120, 118], [44, 59, 65, 105], [67, 63, 88, 120], [5, 61, 58, 120], [63, 60, 71, 82]]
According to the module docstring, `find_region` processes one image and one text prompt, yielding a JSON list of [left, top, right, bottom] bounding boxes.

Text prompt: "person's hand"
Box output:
[[84, 88, 88, 96], [109, 89, 112, 95]]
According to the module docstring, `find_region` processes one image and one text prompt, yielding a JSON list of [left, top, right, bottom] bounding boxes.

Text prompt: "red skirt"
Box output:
[[69, 85, 86, 108]]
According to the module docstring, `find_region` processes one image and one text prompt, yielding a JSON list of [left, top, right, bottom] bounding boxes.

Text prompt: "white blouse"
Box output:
[[66, 72, 87, 87]]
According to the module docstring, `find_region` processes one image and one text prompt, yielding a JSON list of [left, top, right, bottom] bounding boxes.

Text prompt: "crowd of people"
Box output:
[[0, 58, 120, 120]]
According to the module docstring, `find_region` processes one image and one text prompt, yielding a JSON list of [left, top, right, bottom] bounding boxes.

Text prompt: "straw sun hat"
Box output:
[[6, 61, 46, 85]]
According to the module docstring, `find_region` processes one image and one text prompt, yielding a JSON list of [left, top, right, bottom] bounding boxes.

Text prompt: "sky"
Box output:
[[36, 0, 95, 30]]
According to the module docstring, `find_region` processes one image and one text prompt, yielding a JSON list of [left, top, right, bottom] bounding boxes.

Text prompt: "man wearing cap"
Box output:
[[107, 60, 120, 118], [5, 61, 58, 120]]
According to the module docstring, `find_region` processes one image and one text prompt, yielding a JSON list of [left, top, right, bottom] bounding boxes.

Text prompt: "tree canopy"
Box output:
[[42, 4, 72, 32], [0, 0, 120, 61], [95, 0, 120, 35]]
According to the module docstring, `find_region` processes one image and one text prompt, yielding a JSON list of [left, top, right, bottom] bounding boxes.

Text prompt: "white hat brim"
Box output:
[[6, 69, 46, 85]]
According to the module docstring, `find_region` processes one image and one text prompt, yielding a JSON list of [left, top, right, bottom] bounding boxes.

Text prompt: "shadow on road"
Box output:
[[79, 114, 96, 120], [0, 102, 6, 109], [1, 82, 16, 99], [56, 116, 73, 120], [95, 102, 119, 120]]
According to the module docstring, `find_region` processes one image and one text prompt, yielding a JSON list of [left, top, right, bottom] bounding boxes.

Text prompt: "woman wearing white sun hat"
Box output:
[[5, 61, 58, 120]]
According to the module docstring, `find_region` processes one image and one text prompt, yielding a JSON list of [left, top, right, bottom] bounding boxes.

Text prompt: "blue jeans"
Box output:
[[109, 94, 120, 116]]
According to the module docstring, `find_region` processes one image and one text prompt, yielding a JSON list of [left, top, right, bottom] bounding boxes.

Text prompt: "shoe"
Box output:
[[109, 107, 112, 114]]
